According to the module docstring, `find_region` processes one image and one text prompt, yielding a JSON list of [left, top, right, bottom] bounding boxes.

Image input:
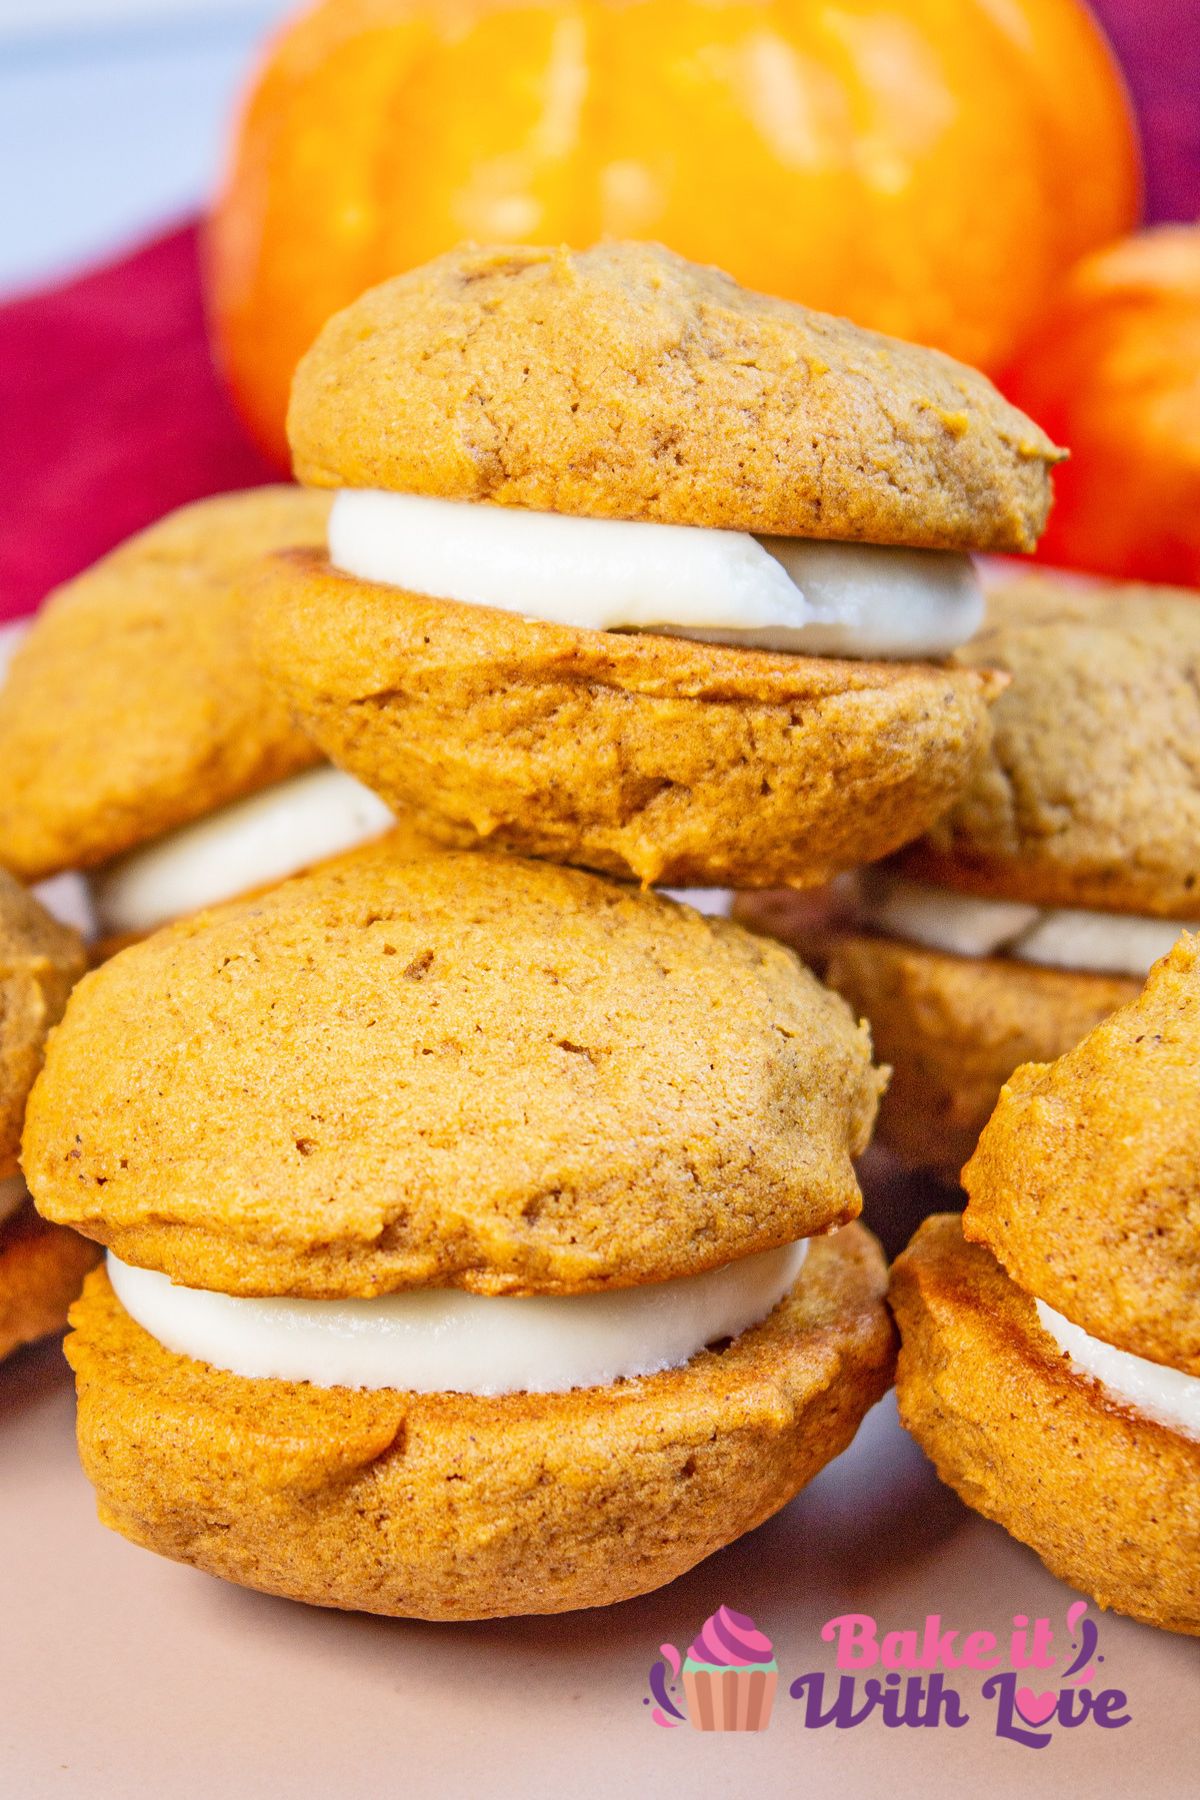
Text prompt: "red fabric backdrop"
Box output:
[[0, 0, 1196, 624], [0, 227, 275, 623]]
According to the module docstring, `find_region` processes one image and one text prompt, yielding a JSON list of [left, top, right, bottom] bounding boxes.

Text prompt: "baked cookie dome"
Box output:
[[250, 242, 1057, 890], [0, 489, 409, 944], [250, 561, 1001, 890], [892, 1215, 1199, 1637], [1, 1205, 100, 1365], [290, 241, 1059, 550], [901, 575, 1200, 917], [0, 870, 85, 1179], [893, 947, 1200, 1635], [739, 574, 1200, 1179], [964, 934, 1200, 1376], [32, 838, 895, 1618], [0, 872, 98, 1361], [818, 934, 1138, 1184], [67, 1227, 894, 1619], [25, 841, 885, 1298], [0, 489, 329, 883]]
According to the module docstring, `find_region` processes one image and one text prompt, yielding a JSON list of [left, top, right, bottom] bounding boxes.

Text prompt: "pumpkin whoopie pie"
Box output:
[[738, 574, 1200, 1179], [25, 842, 895, 1618], [892, 939, 1200, 1635], [0, 489, 395, 946], [248, 241, 1062, 891], [0, 872, 97, 1362]]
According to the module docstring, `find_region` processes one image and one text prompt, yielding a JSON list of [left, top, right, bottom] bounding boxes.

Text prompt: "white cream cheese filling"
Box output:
[[328, 490, 983, 661], [90, 767, 394, 937], [33, 872, 96, 939], [0, 1175, 28, 1227], [1036, 1299, 1200, 1440], [659, 888, 733, 917], [107, 1238, 808, 1396], [858, 872, 1188, 979]]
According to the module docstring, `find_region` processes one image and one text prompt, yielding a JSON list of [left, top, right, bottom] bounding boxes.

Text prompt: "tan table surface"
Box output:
[[4, 1165, 1197, 1799]]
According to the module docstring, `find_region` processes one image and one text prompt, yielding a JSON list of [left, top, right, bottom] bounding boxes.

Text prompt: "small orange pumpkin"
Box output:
[[207, 0, 1139, 466], [1003, 224, 1200, 587]]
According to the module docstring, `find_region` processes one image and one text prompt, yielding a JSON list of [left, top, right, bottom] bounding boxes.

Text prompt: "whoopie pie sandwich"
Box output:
[[248, 241, 1063, 891], [0, 871, 96, 1362], [25, 842, 896, 1618], [739, 574, 1200, 1179], [0, 489, 394, 946], [892, 939, 1200, 1635]]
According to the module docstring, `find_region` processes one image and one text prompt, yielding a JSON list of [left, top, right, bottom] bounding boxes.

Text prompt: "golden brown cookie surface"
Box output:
[[290, 242, 1060, 552], [0, 872, 86, 1179], [67, 1226, 895, 1619], [0, 1202, 101, 1363], [963, 936, 1200, 1375], [892, 1215, 1200, 1637], [900, 575, 1200, 916], [0, 489, 329, 881], [820, 931, 1139, 1183], [26, 844, 884, 1297], [249, 552, 1000, 889]]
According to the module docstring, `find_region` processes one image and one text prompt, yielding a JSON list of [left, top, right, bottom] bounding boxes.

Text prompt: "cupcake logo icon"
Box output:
[[646, 1606, 778, 1732]]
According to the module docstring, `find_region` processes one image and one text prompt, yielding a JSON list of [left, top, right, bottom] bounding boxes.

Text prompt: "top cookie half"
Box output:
[[899, 573, 1200, 916], [290, 242, 1060, 552], [24, 843, 882, 1298], [255, 244, 1056, 889], [963, 935, 1200, 1375], [0, 488, 330, 882]]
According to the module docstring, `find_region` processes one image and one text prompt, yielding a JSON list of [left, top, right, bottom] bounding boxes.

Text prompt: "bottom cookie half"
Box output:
[[0, 1203, 102, 1362], [891, 1215, 1200, 1635], [67, 1225, 895, 1620], [822, 934, 1139, 1183]]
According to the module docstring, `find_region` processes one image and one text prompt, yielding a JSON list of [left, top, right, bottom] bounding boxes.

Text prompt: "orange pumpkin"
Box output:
[[1003, 224, 1200, 587], [208, 0, 1139, 466]]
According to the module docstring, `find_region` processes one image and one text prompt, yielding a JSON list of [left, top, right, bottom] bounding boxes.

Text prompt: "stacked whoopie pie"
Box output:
[[738, 573, 1200, 1180], [0, 489, 396, 950], [893, 938, 1200, 1635], [25, 242, 1062, 1619], [249, 241, 1061, 892], [29, 845, 896, 1617], [0, 873, 95, 1361]]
